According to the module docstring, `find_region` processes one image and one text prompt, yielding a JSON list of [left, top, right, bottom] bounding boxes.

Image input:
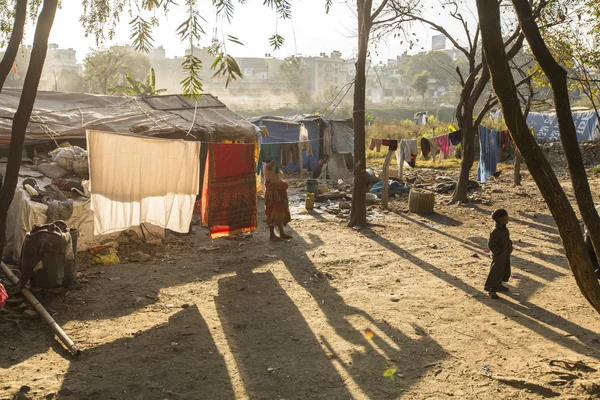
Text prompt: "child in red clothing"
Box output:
[[264, 161, 292, 241]]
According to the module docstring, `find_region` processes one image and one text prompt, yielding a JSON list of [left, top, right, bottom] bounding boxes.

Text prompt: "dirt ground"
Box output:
[[2, 166, 600, 400]]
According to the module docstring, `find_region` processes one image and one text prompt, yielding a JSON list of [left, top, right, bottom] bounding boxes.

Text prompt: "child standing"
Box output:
[[264, 160, 292, 241], [485, 209, 513, 299]]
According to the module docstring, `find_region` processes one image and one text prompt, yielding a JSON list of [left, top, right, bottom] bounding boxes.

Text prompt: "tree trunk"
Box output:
[[453, 120, 475, 202], [476, 0, 600, 313], [514, 149, 521, 186], [0, 0, 28, 91], [0, 0, 58, 259], [512, 0, 600, 287], [349, 0, 372, 228]]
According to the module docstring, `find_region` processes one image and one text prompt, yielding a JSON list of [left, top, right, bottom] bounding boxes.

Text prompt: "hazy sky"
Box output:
[[20, 0, 475, 63]]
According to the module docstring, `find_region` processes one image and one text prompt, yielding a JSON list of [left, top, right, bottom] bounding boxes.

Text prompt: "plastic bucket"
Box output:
[[306, 179, 319, 195]]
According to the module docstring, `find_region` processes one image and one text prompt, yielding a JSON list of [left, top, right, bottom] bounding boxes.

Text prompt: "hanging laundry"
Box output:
[[500, 130, 511, 152], [256, 143, 282, 174], [298, 141, 313, 157], [428, 137, 439, 160], [396, 139, 417, 181], [449, 130, 463, 146], [202, 143, 257, 239], [369, 138, 383, 152], [436, 135, 451, 160], [421, 137, 431, 158], [382, 139, 398, 151], [281, 143, 300, 166], [477, 126, 500, 183], [87, 130, 200, 235]]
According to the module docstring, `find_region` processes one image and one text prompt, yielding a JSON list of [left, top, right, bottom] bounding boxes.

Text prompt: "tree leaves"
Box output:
[[263, 0, 291, 19], [176, 10, 206, 43], [129, 15, 155, 53], [213, 0, 236, 22], [269, 33, 285, 50], [325, 0, 333, 13], [181, 54, 204, 97], [211, 53, 243, 88]]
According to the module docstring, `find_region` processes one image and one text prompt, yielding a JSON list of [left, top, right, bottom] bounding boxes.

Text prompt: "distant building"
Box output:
[[0, 44, 82, 90]]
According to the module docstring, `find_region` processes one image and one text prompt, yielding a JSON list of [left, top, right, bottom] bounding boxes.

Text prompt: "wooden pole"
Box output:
[[382, 149, 394, 209], [1, 262, 80, 356]]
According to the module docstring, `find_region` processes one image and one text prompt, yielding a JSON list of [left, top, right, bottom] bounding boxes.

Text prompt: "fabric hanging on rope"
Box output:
[[282, 143, 300, 166], [256, 143, 282, 174], [421, 137, 431, 157], [477, 126, 500, 183], [87, 130, 200, 235], [396, 139, 417, 171], [202, 143, 257, 239], [449, 130, 462, 146], [369, 138, 383, 152], [298, 141, 313, 157], [436, 135, 450, 160], [500, 130, 511, 151], [381, 139, 398, 151]]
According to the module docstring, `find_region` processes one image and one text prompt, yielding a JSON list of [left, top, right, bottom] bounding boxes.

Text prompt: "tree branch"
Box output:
[[371, 0, 390, 22], [0, 0, 28, 92], [474, 94, 498, 126]]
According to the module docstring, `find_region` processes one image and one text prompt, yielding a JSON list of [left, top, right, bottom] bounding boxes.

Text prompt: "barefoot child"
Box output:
[[485, 209, 513, 299], [264, 160, 292, 241]]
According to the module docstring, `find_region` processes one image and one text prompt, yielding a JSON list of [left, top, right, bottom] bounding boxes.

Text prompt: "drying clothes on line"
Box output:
[[282, 143, 300, 166], [477, 126, 500, 184], [87, 130, 200, 235], [202, 143, 257, 239], [298, 141, 313, 157], [396, 139, 418, 181], [421, 137, 431, 157], [399, 139, 417, 168], [500, 130, 512, 152], [449, 130, 462, 146], [369, 138, 383, 152], [382, 139, 398, 151], [436, 134, 451, 160], [256, 143, 282, 174]]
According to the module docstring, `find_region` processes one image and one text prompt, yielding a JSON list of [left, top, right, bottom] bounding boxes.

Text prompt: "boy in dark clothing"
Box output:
[[485, 209, 513, 299]]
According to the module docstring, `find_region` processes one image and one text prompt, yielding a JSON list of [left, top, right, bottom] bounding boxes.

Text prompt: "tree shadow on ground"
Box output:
[[416, 212, 464, 227], [471, 205, 559, 236], [360, 227, 600, 361], [214, 228, 446, 399], [392, 211, 566, 287], [467, 236, 567, 275], [57, 306, 235, 399]]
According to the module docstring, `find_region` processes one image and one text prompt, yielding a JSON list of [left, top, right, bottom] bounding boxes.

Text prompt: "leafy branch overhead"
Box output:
[[211, 53, 243, 88]]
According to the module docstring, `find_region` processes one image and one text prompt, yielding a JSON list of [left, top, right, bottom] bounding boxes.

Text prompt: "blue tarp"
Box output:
[[526, 111, 598, 142], [250, 116, 323, 172], [256, 120, 305, 172]]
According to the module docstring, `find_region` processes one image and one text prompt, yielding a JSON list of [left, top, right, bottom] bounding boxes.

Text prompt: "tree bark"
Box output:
[[349, 0, 372, 228], [476, 0, 600, 313], [0, 0, 58, 259], [0, 0, 28, 91], [512, 0, 600, 286], [454, 118, 475, 202]]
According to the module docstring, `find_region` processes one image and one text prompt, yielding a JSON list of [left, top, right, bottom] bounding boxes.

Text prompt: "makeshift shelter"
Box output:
[[249, 115, 354, 179], [0, 89, 258, 261]]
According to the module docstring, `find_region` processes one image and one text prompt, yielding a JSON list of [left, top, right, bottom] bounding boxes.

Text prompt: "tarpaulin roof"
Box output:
[[0, 89, 258, 146]]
